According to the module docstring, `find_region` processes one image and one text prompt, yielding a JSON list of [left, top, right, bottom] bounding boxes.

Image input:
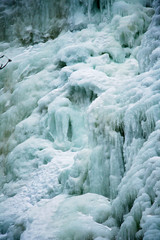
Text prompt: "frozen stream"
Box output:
[[0, 0, 160, 239]]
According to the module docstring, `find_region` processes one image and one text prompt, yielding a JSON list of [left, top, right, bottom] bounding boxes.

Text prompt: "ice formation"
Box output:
[[0, 0, 160, 239]]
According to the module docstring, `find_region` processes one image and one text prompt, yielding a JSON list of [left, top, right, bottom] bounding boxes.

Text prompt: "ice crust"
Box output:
[[0, 0, 160, 239]]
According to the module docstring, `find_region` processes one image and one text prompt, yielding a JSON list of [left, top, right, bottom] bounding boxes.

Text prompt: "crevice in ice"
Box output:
[[67, 118, 73, 142], [114, 122, 125, 139], [67, 86, 98, 106], [95, 0, 100, 10], [56, 61, 67, 70]]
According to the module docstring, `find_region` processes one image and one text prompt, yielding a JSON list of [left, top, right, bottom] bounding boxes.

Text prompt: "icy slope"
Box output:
[[0, 0, 160, 239]]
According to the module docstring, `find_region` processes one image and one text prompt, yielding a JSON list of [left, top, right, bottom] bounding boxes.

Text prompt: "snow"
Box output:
[[20, 193, 112, 240], [0, 0, 160, 239]]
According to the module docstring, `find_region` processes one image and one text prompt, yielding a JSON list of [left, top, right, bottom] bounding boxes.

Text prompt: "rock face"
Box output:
[[0, 0, 160, 239]]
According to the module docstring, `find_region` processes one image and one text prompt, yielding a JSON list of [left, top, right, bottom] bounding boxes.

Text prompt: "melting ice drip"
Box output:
[[0, 0, 160, 240]]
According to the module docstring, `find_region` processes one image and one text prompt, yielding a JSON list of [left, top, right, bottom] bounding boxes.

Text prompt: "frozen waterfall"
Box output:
[[0, 0, 160, 239]]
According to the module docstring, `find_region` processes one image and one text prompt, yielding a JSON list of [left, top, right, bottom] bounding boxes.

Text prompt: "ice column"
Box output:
[[137, 0, 160, 72]]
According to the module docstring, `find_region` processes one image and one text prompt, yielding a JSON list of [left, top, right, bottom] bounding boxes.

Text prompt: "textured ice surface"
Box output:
[[20, 193, 112, 240], [0, 0, 160, 239]]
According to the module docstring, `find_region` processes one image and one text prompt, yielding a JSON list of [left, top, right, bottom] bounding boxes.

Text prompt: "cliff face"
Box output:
[[0, 1, 160, 239]]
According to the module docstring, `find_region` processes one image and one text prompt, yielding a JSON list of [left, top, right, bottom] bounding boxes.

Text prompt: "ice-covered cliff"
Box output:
[[0, 0, 160, 239]]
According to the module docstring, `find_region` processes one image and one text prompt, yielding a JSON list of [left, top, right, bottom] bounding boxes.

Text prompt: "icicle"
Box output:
[[88, 0, 92, 21]]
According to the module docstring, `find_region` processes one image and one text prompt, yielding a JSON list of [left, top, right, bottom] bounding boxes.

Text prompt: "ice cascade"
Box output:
[[0, 0, 160, 240]]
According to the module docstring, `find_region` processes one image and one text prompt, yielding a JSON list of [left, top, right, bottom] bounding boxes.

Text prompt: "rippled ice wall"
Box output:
[[0, 0, 160, 239]]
